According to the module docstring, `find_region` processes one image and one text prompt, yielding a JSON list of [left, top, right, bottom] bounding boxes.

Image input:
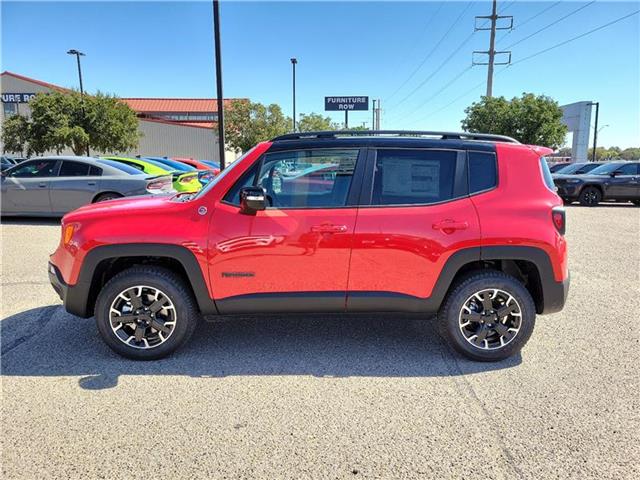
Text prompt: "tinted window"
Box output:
[[575, 163, 601, 174], [89, 166, 102, 176], [145, 157, 194, 172], [96, 159, 142, 175], [257, 149, 359, 208], [616, 163, 638, 175], [372, 149, 457, 205], [59, 161, 90, 176], [224, 162, 259, 205], [589, 162, 625, 175], [539, 158, 555, 191], [9, 160, 57, 178], [117, 160, 145, 172], [468, 151, 497, 193]]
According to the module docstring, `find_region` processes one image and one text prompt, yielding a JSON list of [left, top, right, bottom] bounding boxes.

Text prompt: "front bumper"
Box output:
[[541, 272, 570, 314], [48, 262, 91, 318], [555, 183, 580, 198]]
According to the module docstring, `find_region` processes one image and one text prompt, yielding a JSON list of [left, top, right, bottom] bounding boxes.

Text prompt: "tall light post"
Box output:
[[67, 49, 89, 156], [212, 1, 226, 169], [290, 58, 297, 132], [588, 101, 600, 162]]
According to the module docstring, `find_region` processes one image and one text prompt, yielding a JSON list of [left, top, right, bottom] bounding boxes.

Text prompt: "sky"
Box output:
[[1, 0, 639, 148]]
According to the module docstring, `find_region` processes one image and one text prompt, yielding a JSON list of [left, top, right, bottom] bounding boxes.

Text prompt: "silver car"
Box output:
[[1, 156, 173, 217]]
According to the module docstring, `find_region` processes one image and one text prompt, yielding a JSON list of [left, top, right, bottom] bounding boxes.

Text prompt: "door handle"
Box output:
[[432, 220, 469, 232], [311, 224, 348, 233], [38, 182, 47, 188], [87, 181, 96, 186]]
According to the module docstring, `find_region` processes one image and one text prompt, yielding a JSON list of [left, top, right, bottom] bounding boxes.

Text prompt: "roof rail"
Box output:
[[271, 130, 520, 144]]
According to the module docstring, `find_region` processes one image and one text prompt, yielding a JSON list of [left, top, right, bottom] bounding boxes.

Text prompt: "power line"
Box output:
[[510, 9, 640, 66], [407, 9, 640, 127], [499, 1, 562, 40], [502, 1, 596, 50], [384, 1, 474, 105]]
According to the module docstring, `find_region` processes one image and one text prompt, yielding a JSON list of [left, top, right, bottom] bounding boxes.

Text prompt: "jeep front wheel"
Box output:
[[95, 266, 199, 360], [438, 271, 536, 362]]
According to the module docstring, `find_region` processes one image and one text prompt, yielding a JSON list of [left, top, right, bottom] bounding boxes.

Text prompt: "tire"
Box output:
[[437, 271, 536, 362], [95, 266, 200, 360], [632, 200, 640, 207], [579, 186, 602, 207], [94, 193, 123, 203]]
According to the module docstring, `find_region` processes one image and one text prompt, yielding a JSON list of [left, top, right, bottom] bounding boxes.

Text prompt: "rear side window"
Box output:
[[89, 166, 102, 176], [372, 149, 457, 205], [59, 161, 90, 176], [468, 151, 497, 193], [96, 159, 141, 175], [540, 157, 556, 191], [616, 163, 639, 175]]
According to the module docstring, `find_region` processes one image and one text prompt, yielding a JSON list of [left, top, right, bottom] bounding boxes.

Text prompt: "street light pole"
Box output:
[[67, 49, 89, 156], [290, 58, 297, 132], [213, 0, 226, 170], [590, 101, 600, 162]]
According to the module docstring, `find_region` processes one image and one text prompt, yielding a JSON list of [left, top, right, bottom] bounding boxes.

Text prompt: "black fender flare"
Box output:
[[65, 243, 217, 318]]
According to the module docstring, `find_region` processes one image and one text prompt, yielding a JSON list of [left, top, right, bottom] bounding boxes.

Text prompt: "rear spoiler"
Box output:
[[526, 145, 555, 157]]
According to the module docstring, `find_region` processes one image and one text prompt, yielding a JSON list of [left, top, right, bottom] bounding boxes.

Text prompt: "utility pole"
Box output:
[[290, 58, 297, 132], [473, 0, 513, 97], [372, 99, 376, 131], [212, 0, 226, 169], [375, 99, 381, 130]]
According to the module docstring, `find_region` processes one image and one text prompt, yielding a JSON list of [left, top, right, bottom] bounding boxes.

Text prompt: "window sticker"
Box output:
[[382, 159, 440, 197]]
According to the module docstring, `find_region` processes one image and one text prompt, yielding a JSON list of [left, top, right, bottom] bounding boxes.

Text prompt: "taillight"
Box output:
[[178, 174, 198, 185], [147, 177, 173, 193], [552, 207, 566, 235]]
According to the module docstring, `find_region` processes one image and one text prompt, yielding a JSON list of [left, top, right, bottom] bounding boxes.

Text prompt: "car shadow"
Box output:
[[1, 216, 61, 225], [1, 306, 521, 390]]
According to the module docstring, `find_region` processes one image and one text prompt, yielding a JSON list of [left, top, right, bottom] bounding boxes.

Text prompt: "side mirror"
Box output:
[[239, 186, 267, 215]]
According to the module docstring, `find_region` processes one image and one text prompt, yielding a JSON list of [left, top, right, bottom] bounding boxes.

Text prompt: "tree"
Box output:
[[297, 113, 340, 132], [462, 93, 567, 149], [224, 100, 291, 153], [620, 147, 640, 160], [1, 91, 139, 156]]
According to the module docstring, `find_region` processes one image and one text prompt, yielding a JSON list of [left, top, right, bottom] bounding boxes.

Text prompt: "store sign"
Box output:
[[2, 93, 36, 103], [325, 96, 369, 111]]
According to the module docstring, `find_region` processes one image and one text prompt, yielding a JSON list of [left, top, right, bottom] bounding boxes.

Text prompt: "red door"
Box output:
[[346, 148, 481, 310], [208, 147, 364, 313]]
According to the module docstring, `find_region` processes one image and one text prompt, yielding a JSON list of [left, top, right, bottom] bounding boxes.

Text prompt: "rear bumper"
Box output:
[[541, 272, 570, 315], [48, 262, 91, 318]]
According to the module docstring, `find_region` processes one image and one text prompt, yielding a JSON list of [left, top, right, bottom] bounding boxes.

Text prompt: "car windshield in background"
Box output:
[[96, 159, 143, 175], [588, 162, 625, 175], [555, 163, 586, 174], [144, 157, 195, 172]]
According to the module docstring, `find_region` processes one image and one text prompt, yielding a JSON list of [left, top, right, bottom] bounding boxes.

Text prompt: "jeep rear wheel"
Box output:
[[95, 266, 199, 360], [438, 271, 536, 362], [579, 186, 601, 206]]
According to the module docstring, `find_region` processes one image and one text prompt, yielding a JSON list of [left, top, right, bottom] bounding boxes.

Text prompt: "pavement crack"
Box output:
[[1, 305, 59, 356], [441, 349, 525, 480]]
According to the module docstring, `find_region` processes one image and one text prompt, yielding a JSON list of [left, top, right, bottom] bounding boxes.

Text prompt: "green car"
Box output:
[[103, 156, 202, 193]]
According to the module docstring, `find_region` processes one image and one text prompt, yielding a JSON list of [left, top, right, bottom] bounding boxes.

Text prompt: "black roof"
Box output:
[[268, 130, 515, 152]]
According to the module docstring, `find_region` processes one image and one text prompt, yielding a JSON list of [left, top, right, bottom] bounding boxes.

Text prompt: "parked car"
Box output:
[[1, 156, 17, 171], [552, 162, 603, 176], [172, 157, 219, 174], [554, 161, 640, 206], [548, 162, 570, 173], [1, 156, 173, 216], [49, 131, 569, 362], [103, 156, 202, 193]]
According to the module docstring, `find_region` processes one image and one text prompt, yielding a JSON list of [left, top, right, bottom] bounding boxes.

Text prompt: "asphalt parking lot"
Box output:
[[1, 206, 639, 479]]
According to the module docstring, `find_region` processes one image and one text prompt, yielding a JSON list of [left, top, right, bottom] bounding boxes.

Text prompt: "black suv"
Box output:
[[554, 161, 640, 206]]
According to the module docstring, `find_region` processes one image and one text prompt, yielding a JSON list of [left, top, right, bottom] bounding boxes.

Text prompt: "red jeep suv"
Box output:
[[48, 131, 569, 361]]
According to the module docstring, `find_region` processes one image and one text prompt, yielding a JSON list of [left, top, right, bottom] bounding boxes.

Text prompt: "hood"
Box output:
[[64, 194, 174, 221]]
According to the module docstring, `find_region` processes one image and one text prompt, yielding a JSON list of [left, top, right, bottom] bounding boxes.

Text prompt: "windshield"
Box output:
[[97, 159, 142, 175], [194, 147, 258, 199], [143, 157, 195, 172], [588, 162, 625, 175], [555, 163, 586, 174]]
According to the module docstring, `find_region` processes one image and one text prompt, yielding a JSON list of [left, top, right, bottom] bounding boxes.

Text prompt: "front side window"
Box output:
[[9, 160, 57, 178], [59, 161, 90, 177], [615, 163, 638, 175], [256, 149, 359, 208], [372, 149, 457, 205]]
